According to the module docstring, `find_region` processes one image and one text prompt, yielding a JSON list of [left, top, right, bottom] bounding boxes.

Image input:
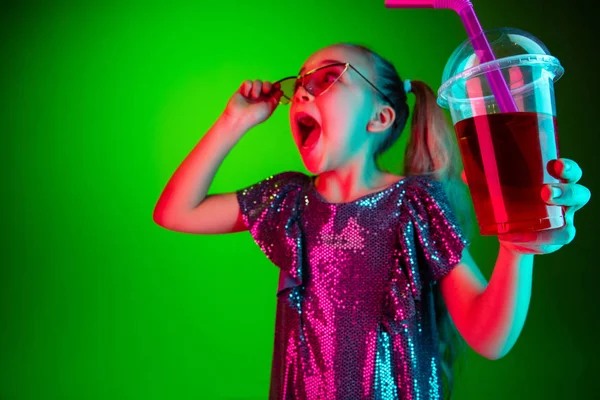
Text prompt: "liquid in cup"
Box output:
[[455, 111, 563, 235], [438, 28, 566, 236]]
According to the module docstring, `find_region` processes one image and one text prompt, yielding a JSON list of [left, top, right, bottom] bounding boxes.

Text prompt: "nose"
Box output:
[[294, 84, 313, 103]]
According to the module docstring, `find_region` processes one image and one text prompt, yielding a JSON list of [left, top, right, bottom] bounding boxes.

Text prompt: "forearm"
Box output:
[[466, 242, 534, 360], [153, 115, 247, 225]]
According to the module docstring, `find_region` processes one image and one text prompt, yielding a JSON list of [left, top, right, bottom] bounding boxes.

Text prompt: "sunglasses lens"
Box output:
[[276, 64, 346, 105], [307, 64, 346, 97], [276, 78, 296, 105]]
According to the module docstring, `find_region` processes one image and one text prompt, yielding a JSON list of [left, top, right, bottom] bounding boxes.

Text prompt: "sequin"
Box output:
[[236, 171, 469, 399]]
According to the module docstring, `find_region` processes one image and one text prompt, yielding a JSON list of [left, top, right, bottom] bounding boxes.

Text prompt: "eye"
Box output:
[[317, 72, 339, 87], [324, 72, 338, 83]]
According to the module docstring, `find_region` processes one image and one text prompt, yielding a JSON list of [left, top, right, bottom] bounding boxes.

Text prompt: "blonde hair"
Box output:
[[337, 42, 473, 399]]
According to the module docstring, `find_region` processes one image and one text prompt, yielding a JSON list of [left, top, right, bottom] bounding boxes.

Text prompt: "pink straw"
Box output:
[[386, 0, 512, 229], [385, 0, 518, 113]]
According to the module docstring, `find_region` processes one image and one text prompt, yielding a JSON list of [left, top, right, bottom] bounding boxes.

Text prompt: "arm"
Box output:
[[153, 115, 248, 233], [154, 79, 282, 234], [440, 244, 534, 360]]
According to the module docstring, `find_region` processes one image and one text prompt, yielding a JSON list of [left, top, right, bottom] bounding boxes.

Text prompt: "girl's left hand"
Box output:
[[496, 158, 591, 255]]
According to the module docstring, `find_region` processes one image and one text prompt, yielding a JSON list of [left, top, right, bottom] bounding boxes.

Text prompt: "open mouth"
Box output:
[[295, 113, 322, 149]]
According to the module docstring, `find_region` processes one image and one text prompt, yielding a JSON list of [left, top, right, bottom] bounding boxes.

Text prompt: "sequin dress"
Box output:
[[236, 171, 469, 400]]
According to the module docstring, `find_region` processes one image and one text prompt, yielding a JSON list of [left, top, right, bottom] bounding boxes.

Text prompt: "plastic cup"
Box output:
[[438, 27, 566, 236]]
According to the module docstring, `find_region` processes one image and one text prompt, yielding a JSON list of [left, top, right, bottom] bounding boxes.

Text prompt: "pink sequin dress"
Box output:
[[236, 171, 469, 400]]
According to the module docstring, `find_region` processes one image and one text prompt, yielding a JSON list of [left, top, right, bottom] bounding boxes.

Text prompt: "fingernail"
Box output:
[[564, 162, 571, 171], [551, 186, 562, 199]]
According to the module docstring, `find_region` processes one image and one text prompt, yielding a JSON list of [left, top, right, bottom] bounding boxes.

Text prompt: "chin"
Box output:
[[299, 152, 327, 175], [301, 157, 324, 175]]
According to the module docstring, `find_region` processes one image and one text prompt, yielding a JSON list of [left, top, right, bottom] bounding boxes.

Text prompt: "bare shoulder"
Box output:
[[382, 172, 406, 189]]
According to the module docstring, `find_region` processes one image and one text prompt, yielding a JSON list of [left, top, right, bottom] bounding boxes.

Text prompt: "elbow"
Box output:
[[153, 195, 174, 226], [471, 341, 512, 361], [480, 350, 506, 361], [470, 346, 503, 361], [153, 199, 172, 226], [463, 328, 511, 360], [153, 206, 171, 228], [490, 344, 515, 360], [153, 209, 164, 226], [461, 313, 518, 361]]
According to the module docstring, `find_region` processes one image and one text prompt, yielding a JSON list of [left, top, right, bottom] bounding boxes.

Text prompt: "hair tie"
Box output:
[[404, 79, 412, 94]]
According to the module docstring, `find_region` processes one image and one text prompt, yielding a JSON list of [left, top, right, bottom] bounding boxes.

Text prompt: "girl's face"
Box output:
[[289, 46, 384, 174]]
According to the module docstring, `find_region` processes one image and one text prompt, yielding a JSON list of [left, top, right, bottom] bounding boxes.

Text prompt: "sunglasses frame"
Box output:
[[274, 62, 394, 107]]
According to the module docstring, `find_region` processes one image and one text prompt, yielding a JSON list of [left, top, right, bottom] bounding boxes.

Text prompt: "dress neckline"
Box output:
[[308, 175, 408, 205]]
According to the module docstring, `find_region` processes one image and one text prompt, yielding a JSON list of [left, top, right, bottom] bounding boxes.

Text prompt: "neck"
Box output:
[[314, 161, 397, 203]]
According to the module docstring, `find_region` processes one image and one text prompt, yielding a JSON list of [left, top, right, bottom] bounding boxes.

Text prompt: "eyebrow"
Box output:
[[298, 59, 343, 75]]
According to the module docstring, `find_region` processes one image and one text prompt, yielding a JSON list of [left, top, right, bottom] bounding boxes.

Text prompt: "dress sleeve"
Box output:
[[383, 176, 471, 334], [400, 176, 470, 287], [236, 171, 308, 295]]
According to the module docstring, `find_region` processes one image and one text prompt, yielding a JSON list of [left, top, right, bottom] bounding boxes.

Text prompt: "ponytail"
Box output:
[[404, 80, 473, 239]]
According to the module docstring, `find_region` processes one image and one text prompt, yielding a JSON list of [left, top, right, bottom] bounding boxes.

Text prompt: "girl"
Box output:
[[153, 43, 591, 400]]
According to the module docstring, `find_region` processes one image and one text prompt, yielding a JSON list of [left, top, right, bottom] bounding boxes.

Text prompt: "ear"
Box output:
[[367, 104, 396, 133]]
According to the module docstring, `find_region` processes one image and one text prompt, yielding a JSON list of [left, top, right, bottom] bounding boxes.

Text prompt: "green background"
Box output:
[[2, 0, 597, 399]]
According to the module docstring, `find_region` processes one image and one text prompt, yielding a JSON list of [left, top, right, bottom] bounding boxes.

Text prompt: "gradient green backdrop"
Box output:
[[2, 1, 598, 399]]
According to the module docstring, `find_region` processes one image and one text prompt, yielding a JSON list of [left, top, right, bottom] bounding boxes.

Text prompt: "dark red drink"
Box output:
[[454, 111, 565, 235]]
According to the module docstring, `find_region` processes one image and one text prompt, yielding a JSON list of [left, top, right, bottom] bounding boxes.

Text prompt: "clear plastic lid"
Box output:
[[437, 27, 564, 108]]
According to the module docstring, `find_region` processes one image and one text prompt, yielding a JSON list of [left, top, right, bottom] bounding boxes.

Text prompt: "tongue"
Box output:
[[303, 127, 320, 148]]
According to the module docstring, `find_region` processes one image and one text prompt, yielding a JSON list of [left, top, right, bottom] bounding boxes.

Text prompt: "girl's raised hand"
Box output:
[[222, 80, 283, 132], [496, 158, 592, 255]]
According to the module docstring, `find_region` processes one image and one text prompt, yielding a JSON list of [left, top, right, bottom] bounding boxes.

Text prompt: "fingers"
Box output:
[[499, 222, 577, 247], [548, 158, 583, 183], [240, 80, 280, 100], [251, 79, 262, 98], [241, 80, 252, 97], [541, 182, 591, 210], [263, 81, 272, 94]]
